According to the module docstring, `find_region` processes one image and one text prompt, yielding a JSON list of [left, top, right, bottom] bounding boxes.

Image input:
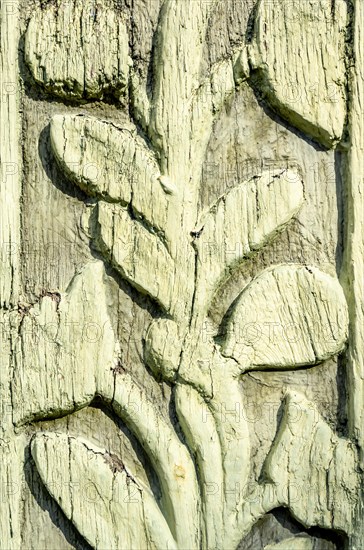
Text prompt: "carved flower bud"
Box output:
[[145, 319, 182, 382], [25, 0, 131, 101]]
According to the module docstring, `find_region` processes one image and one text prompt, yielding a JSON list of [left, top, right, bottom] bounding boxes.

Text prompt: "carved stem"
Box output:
[[147, 0, 220, 323], [108, 371, 201, 549], [176, 342, 250, 549]]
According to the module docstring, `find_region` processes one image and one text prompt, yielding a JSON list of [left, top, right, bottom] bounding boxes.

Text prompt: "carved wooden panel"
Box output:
[[1, 0, 363, 548]]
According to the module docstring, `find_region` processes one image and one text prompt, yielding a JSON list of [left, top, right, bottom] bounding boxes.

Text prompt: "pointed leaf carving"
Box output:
[[264, 392, 358, 533], [194, 169, 304, 313], [32, 433, 177, 550], [12, 261, 119, 425], [50, 114, 172, 235], [222, 265, 348, 369], [94, 202, 175, 311], [249, 0, 348, 147]]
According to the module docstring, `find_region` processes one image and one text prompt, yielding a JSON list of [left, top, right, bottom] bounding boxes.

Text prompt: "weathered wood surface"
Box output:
[[342, 0, 364, 546], [1, 0, 363, 549]]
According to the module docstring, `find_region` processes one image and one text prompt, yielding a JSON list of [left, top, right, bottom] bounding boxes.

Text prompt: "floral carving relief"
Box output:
[[2, 0, 363, 549]]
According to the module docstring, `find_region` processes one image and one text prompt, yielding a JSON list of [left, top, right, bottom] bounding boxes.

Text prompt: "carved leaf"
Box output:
[[12, 260, 119, 425], [194, 169, 304, 313], [249, 0, 348, 147], [32, 433, 177, 550], [25, 0, 130, 100], [94, 202, 175, 311], [50, 114, 172, 235], [222, 265, 348, 369], [264, 392, 359, 533], [148, 0, 218, 171], [50, 114, 180, 311]]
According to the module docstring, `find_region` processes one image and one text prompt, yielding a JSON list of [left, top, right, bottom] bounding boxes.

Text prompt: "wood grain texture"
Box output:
[[1, 0, 20, 307], [1, 2, 23, 548]]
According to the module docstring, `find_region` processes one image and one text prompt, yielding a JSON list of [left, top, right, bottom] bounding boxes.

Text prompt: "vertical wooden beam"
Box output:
[[0, 3, 24, 549], [343, 1, 364, 546], [345, 0, 364, 462], [0, 0, 21, 308]]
